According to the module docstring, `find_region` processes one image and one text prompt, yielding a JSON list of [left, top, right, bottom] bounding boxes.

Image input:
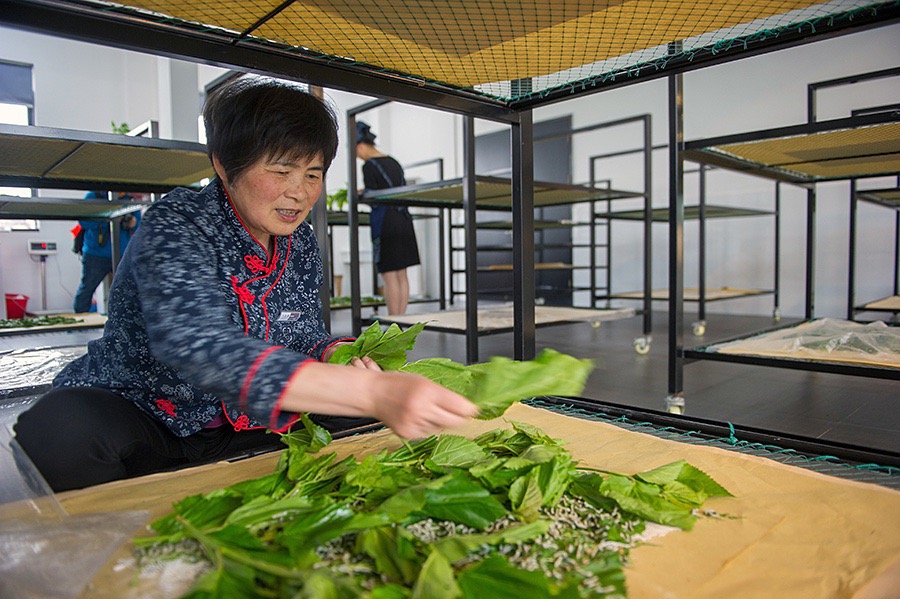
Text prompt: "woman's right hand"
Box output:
[[368, 370, 478, 439], [281, 362, 478, 439]]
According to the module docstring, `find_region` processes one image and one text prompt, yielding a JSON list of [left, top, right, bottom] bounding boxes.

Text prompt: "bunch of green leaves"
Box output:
[[0, 315, 81, 329], [326, 188, 348, 211], [329, 321, 595, 419], [135, 416, 731, 598], [328, 322, 428, 371], [111, 121, 131, 134]]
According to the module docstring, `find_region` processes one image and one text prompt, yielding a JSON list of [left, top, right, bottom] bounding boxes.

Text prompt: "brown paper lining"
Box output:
[[61, 403, 900, 598]]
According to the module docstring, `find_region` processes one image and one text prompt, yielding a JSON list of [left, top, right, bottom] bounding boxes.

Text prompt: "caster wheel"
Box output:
[[692, 321, 706, 337], [591, 320, 601, 329], [634, 338, 651, 355], [665, 394, 685, 414], [773, 308, 782, 322]]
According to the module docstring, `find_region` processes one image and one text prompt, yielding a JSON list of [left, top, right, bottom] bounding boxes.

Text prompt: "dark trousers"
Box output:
[[13, 387, 374, 493], [73, 254, 112, 313]]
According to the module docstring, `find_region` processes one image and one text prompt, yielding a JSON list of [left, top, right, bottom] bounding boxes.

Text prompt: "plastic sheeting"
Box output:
[[0, 346, 86, 398], [0, 425, 148, 599], [712, 318, 900, 368]]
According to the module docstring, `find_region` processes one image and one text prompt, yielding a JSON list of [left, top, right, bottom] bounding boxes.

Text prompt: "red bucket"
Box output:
[[5, 293, 29, 319]]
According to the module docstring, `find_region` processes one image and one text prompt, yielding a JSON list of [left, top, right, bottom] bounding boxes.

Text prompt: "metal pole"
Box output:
[[309, 85, 331, 328], [847, 179, 857, 321], [774, 182, 781, 319], [698, 163, 707, 324], [347, 113, 362, 335], [438, 208, 447, 310], [462, 116, 479, 363], [666, 43, 685, 413], [895, 210, 900, 296], [642, 114, 653, 336], [40, 255, 47, 311], [511, 110, 536, 361], [805, 188, 817, 320]]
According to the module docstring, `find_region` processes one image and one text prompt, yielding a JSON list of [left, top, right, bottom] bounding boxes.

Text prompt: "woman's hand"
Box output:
[[282, 362, 478, 439], [350, 356, 381, 371], [368, 370, 478, 439], [322, 343, 382, 371]]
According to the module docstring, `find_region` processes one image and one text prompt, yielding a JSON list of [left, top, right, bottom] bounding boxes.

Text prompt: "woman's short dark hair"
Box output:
[[203, 76, 338, 184]]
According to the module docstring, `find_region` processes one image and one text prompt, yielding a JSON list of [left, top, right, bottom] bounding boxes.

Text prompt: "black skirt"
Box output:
[[375, 207, 420, 273]]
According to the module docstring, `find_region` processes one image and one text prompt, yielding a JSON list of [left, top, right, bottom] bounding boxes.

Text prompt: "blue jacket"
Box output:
[[80, 191, 141, 259], [54, 180, 348, 436]]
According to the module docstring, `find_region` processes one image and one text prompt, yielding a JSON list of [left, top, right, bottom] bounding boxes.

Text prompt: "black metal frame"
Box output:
[[848, 181, 900, 320], [669, 68, 900, 410], [599, 167, 780, 337], [584, 114, 654, 343]]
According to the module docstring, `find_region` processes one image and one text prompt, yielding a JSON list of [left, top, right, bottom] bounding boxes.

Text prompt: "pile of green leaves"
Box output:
[[0, 315, 81, 329], [136, 417, 731, 598], [136, 323, 730, 596], [328, 322, 595, 419], [329, 296, 385, 308]]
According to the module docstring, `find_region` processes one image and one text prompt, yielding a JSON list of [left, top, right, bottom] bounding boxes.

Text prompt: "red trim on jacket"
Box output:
[[269, 359, 316, 433], [219, 400, 266, 432], [239, 345, 282, 413]]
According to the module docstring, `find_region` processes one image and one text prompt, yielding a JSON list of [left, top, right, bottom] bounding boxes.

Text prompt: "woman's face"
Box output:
[[213, 153, 324, 249]]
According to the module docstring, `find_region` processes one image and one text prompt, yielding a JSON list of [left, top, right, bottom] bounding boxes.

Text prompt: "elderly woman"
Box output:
[[14, 77, 475, 492]]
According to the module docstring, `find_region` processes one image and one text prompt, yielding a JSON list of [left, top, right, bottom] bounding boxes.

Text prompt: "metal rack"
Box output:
[[600, 166, 780, 340], [0, 120, 211, 321], [849, 181, 900, 321], [667, 68, 900, 412]]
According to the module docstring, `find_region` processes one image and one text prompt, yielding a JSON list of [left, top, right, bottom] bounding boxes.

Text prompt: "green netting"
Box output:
[[85, 0, 898, 104], [524, 398, 900, 490]]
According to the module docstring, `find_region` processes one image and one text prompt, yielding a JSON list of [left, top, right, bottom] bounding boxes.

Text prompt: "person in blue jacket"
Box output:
[[73, 191, 141, 313], [14, 76, 476, 492]]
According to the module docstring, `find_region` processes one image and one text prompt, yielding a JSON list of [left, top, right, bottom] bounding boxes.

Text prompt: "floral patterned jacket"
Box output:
[[53, 179, 348, 436]]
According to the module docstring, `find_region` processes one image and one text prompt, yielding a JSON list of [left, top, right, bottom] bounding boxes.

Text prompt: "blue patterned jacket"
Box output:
[[53, 180, 348, 436]]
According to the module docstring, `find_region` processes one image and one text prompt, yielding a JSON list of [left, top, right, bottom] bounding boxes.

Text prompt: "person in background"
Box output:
[[356, 121, 421, 315], [14, 77, 476, 492], [73, 190, 141, 313]]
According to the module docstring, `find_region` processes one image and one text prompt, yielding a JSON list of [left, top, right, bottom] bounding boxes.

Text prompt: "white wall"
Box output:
[[1, 23, 897, 318]]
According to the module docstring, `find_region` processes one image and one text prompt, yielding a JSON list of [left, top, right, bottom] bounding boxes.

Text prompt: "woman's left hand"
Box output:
[[350, 356, 381, 371]]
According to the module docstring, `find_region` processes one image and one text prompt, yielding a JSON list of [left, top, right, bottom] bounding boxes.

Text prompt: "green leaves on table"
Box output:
[[0, 315, 81, 329], [137, 417, 732, 598], [570, 460, 733, 531]]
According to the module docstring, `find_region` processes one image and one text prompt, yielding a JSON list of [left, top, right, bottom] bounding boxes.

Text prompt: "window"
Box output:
[[0, 60, 37, 232]]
